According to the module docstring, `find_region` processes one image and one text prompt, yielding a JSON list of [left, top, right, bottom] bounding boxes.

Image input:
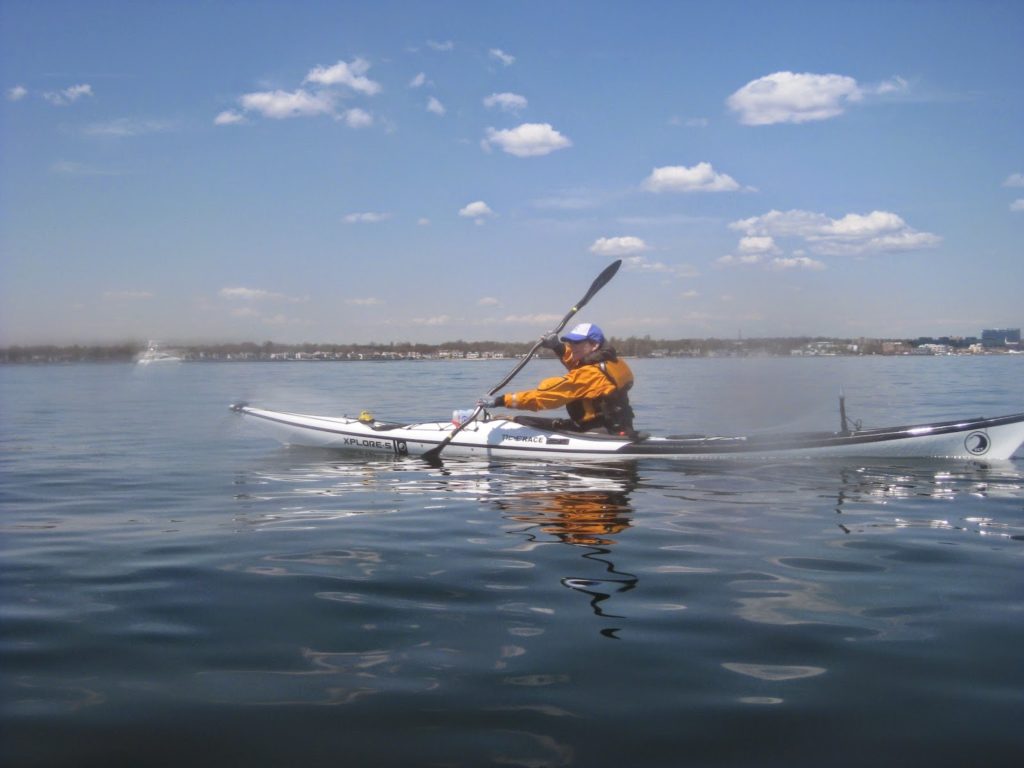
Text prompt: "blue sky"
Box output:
[[1, 0, 1022, 345]]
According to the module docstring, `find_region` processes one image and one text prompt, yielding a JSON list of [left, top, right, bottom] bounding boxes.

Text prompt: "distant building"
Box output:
[[882, 341, 910, 355], [981, 328, 1021, 348], [917, 343, 951, 355]]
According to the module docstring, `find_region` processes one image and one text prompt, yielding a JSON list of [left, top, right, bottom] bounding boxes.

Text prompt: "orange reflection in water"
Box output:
[[502, 488, 633, 546]]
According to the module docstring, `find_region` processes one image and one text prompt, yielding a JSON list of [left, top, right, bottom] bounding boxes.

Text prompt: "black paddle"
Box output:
[[422, 259, 622, 464]]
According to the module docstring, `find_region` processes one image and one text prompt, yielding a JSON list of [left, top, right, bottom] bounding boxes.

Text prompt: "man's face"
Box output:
[[567, 339, 598, 362]]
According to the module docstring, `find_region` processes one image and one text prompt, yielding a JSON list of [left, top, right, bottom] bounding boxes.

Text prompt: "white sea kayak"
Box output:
[[231, 404, 1024, 461]]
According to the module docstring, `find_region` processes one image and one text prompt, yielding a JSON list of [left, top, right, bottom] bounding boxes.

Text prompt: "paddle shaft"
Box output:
[[422, 259, 622, 463]]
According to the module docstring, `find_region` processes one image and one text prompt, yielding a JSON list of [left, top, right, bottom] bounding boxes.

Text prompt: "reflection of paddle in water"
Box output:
[[561, 546, 639, 632], [495, 466, 639, 634]]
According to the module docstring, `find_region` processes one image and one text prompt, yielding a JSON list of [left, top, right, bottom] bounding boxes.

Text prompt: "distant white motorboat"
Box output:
[[136, 341, 182, 365]]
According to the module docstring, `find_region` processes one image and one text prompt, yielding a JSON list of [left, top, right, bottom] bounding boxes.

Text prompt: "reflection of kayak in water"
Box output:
[[231, 404, 1024, 461]]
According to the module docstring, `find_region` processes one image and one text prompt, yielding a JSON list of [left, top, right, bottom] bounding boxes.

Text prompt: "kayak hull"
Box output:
[[231, 405, 1024, 461]]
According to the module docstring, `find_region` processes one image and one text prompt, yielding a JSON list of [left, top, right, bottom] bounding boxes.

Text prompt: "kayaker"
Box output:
[[476, 322, 637, 437]]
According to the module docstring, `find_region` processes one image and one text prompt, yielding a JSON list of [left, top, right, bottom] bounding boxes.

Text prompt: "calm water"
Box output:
[[2, 357, 1023, 767]]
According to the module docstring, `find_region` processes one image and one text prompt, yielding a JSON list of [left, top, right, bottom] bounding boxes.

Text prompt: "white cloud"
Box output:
[[227, 58, 382, 126], [490, 48, 515, 66], [427, 96, 445, 116], [417, 217, 431, 226], [730, 208, 941, 256], [820, 210, 901, 236], [1003, 173, 1024, 188], [643, 162, 741, 193], [220, 287, 276, 300], [484, 92, 527, 112], [727, 71, 863, 125], [1010, 199, 1024, 212], [214, 110, 245, 125], [8, 85, 28, 101], [346, 297, 384, 306], [875, 76, 909, 95], [717, 253, 763, 266], [501, 313, 562, 325], [737, 235, 780, 256], [477, 297, 501, 306], [589, 236, 649, 256], [591, 234, 707, 280], [427, 40, 454, 52], [865, 230, 941, 252], [239, 89, 335, 119], [409, 72, 427, 88], [43, 83, 93, 106], [730, 209, 826, 239], [219, 286, 307, 303], [413, 314, 453, 326], [304, 58, 381, 95], [624, 256, 698, 278], [344, 212, 390, 223], [816, 212, 940, 255], [83, 118, 177, 137], [770, 256, 826, 270], [66, 84, 94, 100], [484, 123, 571, 157], [342, 107, 373, 128], [459, 201, 495, 220]]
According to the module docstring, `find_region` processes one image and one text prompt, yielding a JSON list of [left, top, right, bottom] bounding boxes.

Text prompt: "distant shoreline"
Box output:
[[2, 336, 1020, 364]]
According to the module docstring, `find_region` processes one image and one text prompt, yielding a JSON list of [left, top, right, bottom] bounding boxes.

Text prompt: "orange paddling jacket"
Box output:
[[501, 345, 636, 435]]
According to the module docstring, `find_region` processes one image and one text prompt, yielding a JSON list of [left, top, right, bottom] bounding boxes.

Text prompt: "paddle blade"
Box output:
[[421, 446, 444, 466], [421, 439, 450, 465], [577, 259, 621, 310]]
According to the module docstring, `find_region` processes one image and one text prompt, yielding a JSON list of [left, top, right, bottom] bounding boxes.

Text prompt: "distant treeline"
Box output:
[[1, 344, 141, 363], [0, 336, 899, 363]]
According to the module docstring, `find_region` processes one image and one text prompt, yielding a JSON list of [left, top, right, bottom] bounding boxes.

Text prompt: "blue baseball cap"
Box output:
[[560, 322, 605, 343]]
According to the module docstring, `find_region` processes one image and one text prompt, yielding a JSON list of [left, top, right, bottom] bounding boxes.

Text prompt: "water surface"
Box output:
[[2, 357, 1022, 766]]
